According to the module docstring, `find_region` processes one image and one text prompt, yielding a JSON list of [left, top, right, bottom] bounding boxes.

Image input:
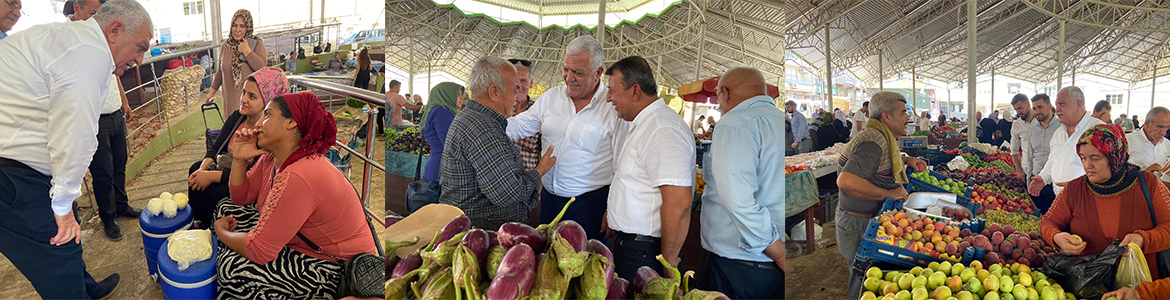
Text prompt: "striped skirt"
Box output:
[[214, 198, 342, 300]]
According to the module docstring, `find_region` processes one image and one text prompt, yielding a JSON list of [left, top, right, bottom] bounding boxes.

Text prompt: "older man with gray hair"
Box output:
[[1127, 107, 1170, 184], [506, 35, 621, 240], [0, 0, 153, 297], [835, 91, 928, 300], [441, 56, 557, 230], [1028, 86, 1105, 197]]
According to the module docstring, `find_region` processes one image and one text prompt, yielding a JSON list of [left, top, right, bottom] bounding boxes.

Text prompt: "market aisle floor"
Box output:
[[788, 221, 852, 300], [0, 134, 388, 299]]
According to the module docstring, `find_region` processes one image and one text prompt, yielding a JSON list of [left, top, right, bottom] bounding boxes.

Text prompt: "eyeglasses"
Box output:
[[6, 0, 25, 16], [507, 58, 532, 67]]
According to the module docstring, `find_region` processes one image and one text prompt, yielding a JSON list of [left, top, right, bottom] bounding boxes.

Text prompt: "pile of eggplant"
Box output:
[[385, 198, 732, 300]]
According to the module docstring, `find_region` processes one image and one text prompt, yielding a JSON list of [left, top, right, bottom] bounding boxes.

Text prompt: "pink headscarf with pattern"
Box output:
[[243, 67, 289, 105]]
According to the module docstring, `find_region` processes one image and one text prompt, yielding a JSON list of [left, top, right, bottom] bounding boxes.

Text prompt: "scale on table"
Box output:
[[898, 136, 929, 157]]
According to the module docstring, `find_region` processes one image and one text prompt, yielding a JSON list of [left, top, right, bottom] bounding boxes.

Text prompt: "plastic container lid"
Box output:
[[140, 205, 193, 235], [157, 234, 218, 286]]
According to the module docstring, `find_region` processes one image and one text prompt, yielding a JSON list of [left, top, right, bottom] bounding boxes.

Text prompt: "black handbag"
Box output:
[[294, 233, 384, 298], [406, 128, 440, 214], [1137, 172, 1170, 277]]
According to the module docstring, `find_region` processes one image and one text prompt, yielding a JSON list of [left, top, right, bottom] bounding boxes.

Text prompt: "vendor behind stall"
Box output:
[[835, 91, 927, 300]]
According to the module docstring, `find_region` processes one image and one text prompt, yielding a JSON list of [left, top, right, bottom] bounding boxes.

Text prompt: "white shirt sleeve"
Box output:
[[506, 93, 547, 140], [643, 126, 696, 188], [1039, 128, 1059, 184], [46, 45, 111, 216], [1010, 122, 1023, 156]]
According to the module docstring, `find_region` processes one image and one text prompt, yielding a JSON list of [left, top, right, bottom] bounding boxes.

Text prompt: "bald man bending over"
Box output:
[[698, 67, 785, 298]]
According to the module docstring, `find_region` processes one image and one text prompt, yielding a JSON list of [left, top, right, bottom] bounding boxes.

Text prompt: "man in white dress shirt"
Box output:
[[1010, 94, 1034, 181], [851, 101, 869, 138], [506, 36, 620, 240], [1029, 86, 1105, 197], [0, 0, 152, 297], [1127, 107, 1170, 185], [71, 0, 142, 242], [0, 0, 19, 40], [602, 56, 695, 282]]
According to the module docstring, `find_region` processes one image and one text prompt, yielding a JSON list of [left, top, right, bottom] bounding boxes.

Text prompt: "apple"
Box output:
[[934, 286, 953, 300], [1068, 294, 1078, 300], [1000, 276, 1014, 293], [984, 291, 1000, 300], [1051, 284, 1065, 300], [988, 264, 1002, 275], [1035, 280, 1049, 292], [1026, 287, 1039, 300], [911, 266, 925, 276], [966, 278, 984, 295], [913, 287, 930, 300], [900, 273, 917, 290], [1011, 284, 1026, 300], [883, 281, 901, 296], [960, 269, 976, 282], [983, 275, 1000, 292], [929, 262, 941, 272], [863, 291, 879, 300], [868, 267, 884, 279], [1018, 273, 1032, 287], [929, 272, 948, 290], [951, 263, 966, 277], [887, 271, 902, 282], [947, 276, 964, 292], [970, 260, 983, 271], [939, 261, 954, 275], [913, 276, 929, 289], [1039, 287, 1057, 300], [976, 269, 991, 282], [896, 290, 912, 300], [865, 277, 882, 292], [1002, 292, 1015, 300], [957, 291, 975, 300]]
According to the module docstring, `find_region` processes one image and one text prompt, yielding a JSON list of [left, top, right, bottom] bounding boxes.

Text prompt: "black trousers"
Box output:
[[87, 111, 130, 225], [1031, 184, 1057, 215], [187, 161, 230, 227], [705, 254, 785, 299], [0, 164, 102, 299], [611, 231, 663, 283], [540, 185, 609, 241]]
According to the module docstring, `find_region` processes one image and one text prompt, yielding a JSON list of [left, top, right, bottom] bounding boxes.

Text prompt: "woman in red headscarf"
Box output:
[[213, 92, 377, 299], [1040, 124, 1170, 279]]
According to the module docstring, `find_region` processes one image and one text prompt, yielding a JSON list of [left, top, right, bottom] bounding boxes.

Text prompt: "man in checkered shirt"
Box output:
[[439, 56, 557, 230]]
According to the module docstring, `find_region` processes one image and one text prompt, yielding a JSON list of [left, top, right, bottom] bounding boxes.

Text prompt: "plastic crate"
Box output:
[[905, 167, 973, 201], [856, 218, 951, 269], [922, 148, 959, 166]]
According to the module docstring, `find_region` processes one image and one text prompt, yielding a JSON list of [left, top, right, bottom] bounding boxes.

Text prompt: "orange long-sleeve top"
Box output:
[[1039, 172, 1170, 279], [229, 153, 377, 264], [1139, 278, 1170, 299]]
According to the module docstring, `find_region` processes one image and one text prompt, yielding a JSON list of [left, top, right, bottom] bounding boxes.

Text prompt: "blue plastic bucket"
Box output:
[[139, 205, 193, 282], [158, 234, 218, 300]]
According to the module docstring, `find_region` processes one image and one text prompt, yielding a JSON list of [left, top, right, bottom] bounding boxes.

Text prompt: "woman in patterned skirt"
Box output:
[[213, 92, 377, 299]]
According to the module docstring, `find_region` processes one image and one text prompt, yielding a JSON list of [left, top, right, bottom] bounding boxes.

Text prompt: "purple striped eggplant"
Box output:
[[549, 234, 587, 278], [486, 245, 507, 279], [552, 220, 587, 253], [422, 231, 468, 267], [640, 255, 683, 300], [587, 239, 613, 261], [485, 243, 537, 300], [460, 229, 491, 266], [498, 222, 546, 252], [487, 230, 500, 248], [633, 266, 659, 293], [606, 277, 630, 300], [391, 251, 424, 279], [528, 253, 570, 300], [575, 252, 614, 300], [386, 268, 423, 300], [535, 198, 576, 243], [681, 290, 731, 300], [420, 267, 456, 300], [432, 214, 472, 251], [385, 236, 421, 280]]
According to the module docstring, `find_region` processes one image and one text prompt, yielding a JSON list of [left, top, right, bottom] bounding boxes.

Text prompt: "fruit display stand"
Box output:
[[856, 261, 1084, 300], [906, 167, 974, 202], [854, 197, 976, 269]]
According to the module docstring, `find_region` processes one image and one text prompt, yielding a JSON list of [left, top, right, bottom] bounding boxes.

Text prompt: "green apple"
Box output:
[[957, 291, 975, 300], [1011, 284, 1026, 300], [1051, 284, 1064, 300], [883, 295, 897, 300], [913, 276, 929, 289], [960, 269, 976, 282], [983, 275, 1000, 293], [883, 281, 902, 296], [940, 261, 954, 275], [1027, 287, 1039, 300], [988, 264, 1003, 275], [1000, 276, 1014, 293], [1039, 287, 1057, 300], [865, 277, 883, 292], [947, 276, 964, 293], [862, 291, 879, 300], [984, 291, 1000, 300], [930, 272, 948, 290], [912, 266, 925, 276], [1002, 292, 1015, 300], [896, 290, 912, 300], [977, 270, 992, 282], [1018, 273, 1032, 287], [970, 260, 984, 271], [934, 286, 953, 300], [887, 271, 902, 282], [930, 262, 941, 272], [1035, 280, 1050, 292], [913, 287, 930, 300], [900, 273, 917, 290], [869, 267, 885, 279], [1033, 272, 1047, 283], [1068, 293, 1078, 300], [966, 278, 984, 295], [952, 264, 966, 277]]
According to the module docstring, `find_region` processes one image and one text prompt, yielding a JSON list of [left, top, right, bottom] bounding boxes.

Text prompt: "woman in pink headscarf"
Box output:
[[188, 67, 287, 228], [213, 92, 378, 299]]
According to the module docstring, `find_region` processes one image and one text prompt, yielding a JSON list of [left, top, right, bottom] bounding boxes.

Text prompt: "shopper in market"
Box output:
[[997, 110, 1013, 147], [601, 56, 695, 282], [1127, 107, 1170, 177], [443, 56, 556, 230], [421, 82, 464, 183], [936, 113, 947, 130], [0, 0, 154, 296], [1029, 86, 1106, 197], [1039, 124, 1170, 279], [851, 101, 869, 138], [1025, 94, 1061, 213], [505, 36, 619, 240], [187, 67, 286, 228], [386, 80, 423, 130], [1093, 100, 1113, 124], [835, 91, 928, 300], [508, 58, 542, 172], [205, 9, 268, 120], [979, 110, 998, 144], [214, 92, 378, 299], [0, 0, 18, 40], [1010, 94, 1035, 181], [699, 66, 785, 299], [786, 100, 813, 154]]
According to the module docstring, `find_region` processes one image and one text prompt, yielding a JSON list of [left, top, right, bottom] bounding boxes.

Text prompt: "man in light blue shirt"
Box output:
[[0, 0, 20, 40], [700, 67, 784, 299], [787, 100, 812, 154]]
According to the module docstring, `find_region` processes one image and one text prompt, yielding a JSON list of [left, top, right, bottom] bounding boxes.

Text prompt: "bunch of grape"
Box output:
[[388, 127, 431, 155], [978, 209, 1040, 234], [911, 171, 967, 195]]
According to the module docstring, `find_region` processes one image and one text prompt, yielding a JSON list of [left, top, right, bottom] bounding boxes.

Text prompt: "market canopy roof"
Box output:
[[785, 0, 1170, 86], [384, 0, 785, 90]]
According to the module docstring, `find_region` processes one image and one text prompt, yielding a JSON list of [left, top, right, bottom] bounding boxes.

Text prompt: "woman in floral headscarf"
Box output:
[[1040, 124, 1170, 279], [205, 9, 268, 120], [188, 67, 287, 228], [214, 92, 378, 299]]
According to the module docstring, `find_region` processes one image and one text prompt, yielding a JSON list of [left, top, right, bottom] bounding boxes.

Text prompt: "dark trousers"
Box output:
[[706, 254, 785, 299], [611, 231, 663, 283], [187, 161, 230, 227], [540, 185, 609, 240], [1031, 184, 1057, 215], [376, 105, 386, 133], [0, 164, 102, 299], [88, 111, 130, 225]]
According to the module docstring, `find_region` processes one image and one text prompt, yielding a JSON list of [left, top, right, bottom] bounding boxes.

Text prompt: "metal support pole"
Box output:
[[1058, 21, 1065, 90], [320, 0, 326, 24], [879, 50, 884, 91], [408, 36, 414, 96], [967, 0, 977, 144], [309, 0, 314, 25], [991, 70, 995, 114], [596, 0, 606, 44], [912, 66, 917, 113], [210, 0, 222, 58], [361, 110, 375, 207], [1154, 69, 1158, 108], [825, 25, 834, 112]]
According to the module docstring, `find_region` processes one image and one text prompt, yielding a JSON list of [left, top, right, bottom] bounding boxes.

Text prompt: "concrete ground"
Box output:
[[788, 221, 853, 300], [0, 131, 388, 299]]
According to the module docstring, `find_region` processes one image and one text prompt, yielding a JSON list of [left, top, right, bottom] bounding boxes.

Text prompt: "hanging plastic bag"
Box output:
[[947, 155, 970, 171], [167, 229, 213, 271], [1044, 242, 1126, 300], [1116, 242, 1153, 289]]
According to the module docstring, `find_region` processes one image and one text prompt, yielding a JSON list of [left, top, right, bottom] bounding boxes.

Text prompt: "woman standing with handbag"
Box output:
[[204, 9, 268, 118]]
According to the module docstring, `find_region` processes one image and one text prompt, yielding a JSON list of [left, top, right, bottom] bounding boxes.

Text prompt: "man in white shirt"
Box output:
[[1010, 94, 1035, 181], [1127, 107, 1170, 184], [1029, 86, 1105, 197], [0, 0, 152, 297], [851, 101, 869, 138], [507, 36, 620, 240], [602, 56, 695, 282], [71, 0, 142, 242]]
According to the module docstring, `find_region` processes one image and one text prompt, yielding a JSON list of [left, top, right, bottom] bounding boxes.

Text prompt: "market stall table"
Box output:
[[786, 170, 821, 254]]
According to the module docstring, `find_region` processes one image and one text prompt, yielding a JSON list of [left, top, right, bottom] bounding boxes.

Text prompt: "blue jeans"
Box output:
[[0, 163, 102, 299], [705, 254, 784, 299]]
